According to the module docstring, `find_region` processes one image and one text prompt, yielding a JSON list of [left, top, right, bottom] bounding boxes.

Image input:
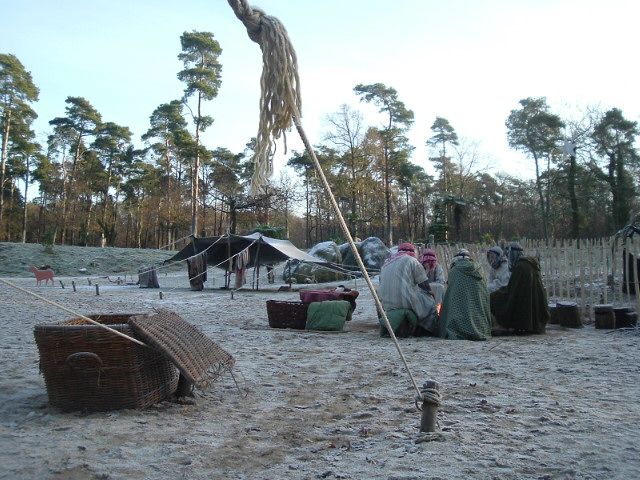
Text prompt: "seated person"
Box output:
[[490, 242, 549, 334], [486, 246, 510, 293], [378, 242, 437, 336], [439, 250, 492, 341], [420, 249, 446, 305], [421, 249, 445, 284]]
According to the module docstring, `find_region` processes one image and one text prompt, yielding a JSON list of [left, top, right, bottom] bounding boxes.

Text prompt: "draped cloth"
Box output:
[[488, 260, 511, 293], [490, 256, 549, 334], [138, 265, 160, 288], [378, 253, 437, 334], [439, 258, 492, 340], [235, 249, 250, 289], [187, 252, 208, 291]]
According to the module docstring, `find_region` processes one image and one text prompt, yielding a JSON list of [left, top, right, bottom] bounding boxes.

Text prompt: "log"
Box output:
[[594, 304, 615, 329], [614, 307, 637, 329], [557, 301, 582, 328]]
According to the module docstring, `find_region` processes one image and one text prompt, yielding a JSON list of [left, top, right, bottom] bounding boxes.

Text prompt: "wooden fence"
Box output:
[[422, 236, 640, 320]]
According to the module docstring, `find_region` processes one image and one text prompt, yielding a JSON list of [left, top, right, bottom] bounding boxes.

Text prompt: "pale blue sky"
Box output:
[[3, 0, 639, 180]]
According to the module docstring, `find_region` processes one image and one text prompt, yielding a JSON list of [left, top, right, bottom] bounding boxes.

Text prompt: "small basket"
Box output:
[[266, 300, 309, 330], [34, 313, 179, 412]]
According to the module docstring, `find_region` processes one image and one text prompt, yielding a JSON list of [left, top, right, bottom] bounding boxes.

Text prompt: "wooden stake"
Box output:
[[95, 284, 100, 296], [59, 280, 65, 289], [71, 280, 76, 292]]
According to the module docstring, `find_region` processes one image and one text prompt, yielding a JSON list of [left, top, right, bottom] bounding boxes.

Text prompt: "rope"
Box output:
[[415, 385, 442, 411], [228, 0, 425, 402], [227, 0, 301, 194], [158, 234, 193, 250], [158, 237, 261, 294], [0, 277, 148, 347]]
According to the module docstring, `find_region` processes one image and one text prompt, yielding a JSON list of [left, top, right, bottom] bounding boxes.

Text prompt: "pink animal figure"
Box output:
[[29, 266, 55, 286]]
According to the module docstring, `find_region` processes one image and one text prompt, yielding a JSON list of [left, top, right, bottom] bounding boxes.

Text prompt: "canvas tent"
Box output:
[[165, 233, 346, 288]]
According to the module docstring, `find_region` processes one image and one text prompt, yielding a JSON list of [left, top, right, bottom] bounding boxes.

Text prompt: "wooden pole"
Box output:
[[579, 239, 586, 318], [547, 239, 556, 301], [255, 236, 262, 291], [226, 232, 232, 289], [616, 238, 623, 303], [602, 238, 608, 304], [612, 238, 619, 303], [632, 237, 640, 312], [571, 239, 577, 301], [625, 237, 631, 304], [564, 240, 570, 300]]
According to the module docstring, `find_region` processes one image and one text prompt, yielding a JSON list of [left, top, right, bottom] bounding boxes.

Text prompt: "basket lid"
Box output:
[[128, 309, 234, 387]]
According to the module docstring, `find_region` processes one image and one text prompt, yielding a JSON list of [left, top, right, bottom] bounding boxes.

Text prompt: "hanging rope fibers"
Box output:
[[227, 0, 427, 403]]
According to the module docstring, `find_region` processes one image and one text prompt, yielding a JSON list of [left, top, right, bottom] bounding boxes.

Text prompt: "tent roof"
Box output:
[[164, 233, 333, 269]]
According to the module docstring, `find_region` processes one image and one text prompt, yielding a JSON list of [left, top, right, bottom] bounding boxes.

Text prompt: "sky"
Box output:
[[2, 0, 639, 183]]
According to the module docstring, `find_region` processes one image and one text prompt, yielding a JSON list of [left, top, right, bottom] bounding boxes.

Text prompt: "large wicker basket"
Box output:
[[266, 300, 308, 329], [34, 314, 179, 412]]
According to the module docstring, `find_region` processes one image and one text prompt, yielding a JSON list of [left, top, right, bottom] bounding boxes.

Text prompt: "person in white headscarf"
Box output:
[[378, 242, 438, 335], [486, 246, 510, 293]]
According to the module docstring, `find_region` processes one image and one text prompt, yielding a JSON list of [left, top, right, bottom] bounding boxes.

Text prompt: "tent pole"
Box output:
[[255, 235, 262, 291], [226, 231, 232, 289]]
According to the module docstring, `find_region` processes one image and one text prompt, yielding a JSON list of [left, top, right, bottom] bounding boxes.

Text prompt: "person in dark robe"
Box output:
[[439, 250, 492, 341], [490, 242, 549, 334]]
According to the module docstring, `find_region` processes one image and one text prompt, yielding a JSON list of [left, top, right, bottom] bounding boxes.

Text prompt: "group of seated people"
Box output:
[[377, 242, 549, 340]]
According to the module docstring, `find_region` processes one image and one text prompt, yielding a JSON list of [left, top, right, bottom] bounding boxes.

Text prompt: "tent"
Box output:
[[165, 233, 346, 289]]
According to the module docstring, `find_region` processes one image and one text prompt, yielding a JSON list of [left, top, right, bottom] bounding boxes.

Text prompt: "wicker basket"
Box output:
[[266, 300, 308, 329], [34, 313, 179, 412]]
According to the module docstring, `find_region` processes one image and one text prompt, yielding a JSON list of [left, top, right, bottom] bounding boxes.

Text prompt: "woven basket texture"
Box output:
[[34, 313, 179, 412], [129, 309, 235, 387], [266, 300, 308, 330]]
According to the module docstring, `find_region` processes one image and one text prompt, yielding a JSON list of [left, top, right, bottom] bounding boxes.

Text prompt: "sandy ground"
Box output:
[[1, 268, 639, 480]]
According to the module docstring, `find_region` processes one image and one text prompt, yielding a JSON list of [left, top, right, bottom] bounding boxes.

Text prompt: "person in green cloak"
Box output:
[[439, 249, 492, 341], [490, 242, 549, 334]]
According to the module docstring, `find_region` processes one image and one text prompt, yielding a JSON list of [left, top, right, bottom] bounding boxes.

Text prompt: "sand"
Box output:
[[1, 264, 639, 480]]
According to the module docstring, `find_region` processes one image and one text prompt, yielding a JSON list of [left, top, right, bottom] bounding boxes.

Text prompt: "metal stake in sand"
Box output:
[[227, 0, 431, 414]]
